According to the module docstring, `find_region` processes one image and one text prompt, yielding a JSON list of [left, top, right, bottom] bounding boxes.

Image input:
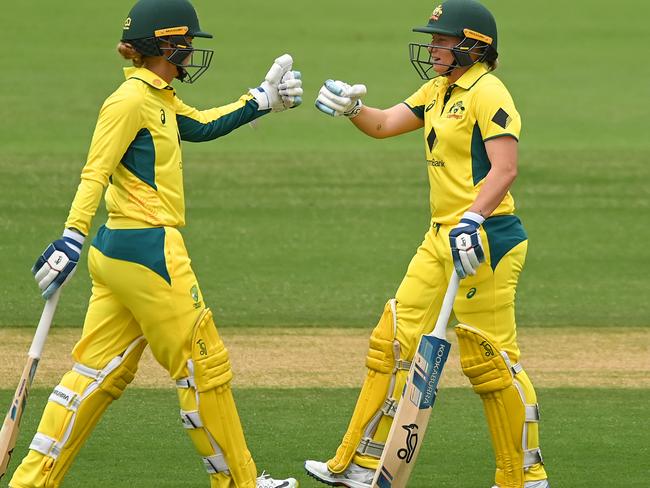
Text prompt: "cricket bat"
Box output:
[[0, 290, 61, 480], [372, 273, 459, 488]]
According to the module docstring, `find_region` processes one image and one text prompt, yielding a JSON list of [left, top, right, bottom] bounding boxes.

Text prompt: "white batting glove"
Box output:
[[32, 229, 85, 299], [279, 70, 303, 109], [250, 54, 302, 112], [315, 79, 367, 118], [449, 212, 486, 279]]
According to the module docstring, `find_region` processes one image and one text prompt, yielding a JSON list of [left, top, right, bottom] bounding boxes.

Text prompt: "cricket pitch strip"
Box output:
[[0, 327, 648, 389]]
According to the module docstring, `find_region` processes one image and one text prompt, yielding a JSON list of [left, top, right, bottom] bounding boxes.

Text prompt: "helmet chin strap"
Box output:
[[175, 66, 188, 81]]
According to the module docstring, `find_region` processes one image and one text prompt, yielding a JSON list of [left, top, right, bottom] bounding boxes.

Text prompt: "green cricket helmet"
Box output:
[[121, 0, 213, 83], [409, 0, 498, 79]]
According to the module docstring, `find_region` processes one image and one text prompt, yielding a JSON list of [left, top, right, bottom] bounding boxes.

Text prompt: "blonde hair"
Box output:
[[116, 42, 144, 67], [486, 58, 499, 72]]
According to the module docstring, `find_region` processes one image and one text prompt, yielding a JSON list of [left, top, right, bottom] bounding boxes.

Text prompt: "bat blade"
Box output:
[[373, 334, 451, 488], [0, 357, 39, 480]]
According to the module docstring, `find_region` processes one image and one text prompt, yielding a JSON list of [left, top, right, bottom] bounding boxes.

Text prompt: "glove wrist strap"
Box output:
[[462, 211, 485, 226], [344, 100, 363, 118], [249, 86, 272, 111], [63, 228, 85, 246]]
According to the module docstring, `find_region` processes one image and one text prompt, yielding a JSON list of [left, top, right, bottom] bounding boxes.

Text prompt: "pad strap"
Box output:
[[176, 360, 197, 389], [524, 448, 543, 468], [203, 454, 229, 474], [30, 433, 61, 458], [48, 385, 81, 412], [356, 438, 384, 459], [176, 377, 196, 389], [180, 409, 203, 429], [33, 336, 146, 460], [526, 404, 540, 422], [381, 398, 398, 418], [395, 359, 412, 372], [179, 409, 230, 473]]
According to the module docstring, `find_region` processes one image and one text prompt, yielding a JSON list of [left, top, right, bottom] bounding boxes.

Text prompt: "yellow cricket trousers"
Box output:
[[10, 226, 256, 488]]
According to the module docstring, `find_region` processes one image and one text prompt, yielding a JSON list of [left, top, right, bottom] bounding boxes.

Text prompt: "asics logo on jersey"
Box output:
[[160, 109, 166, 125], [425, 101, 436, 112]]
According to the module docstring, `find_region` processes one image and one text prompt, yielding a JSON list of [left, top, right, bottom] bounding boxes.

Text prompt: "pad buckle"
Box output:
[[524, 447, 544, 468], [356, 437, 384, 459], [381, 398, 398, 418]]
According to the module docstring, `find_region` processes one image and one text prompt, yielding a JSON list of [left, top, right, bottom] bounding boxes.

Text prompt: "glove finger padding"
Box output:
[[315, 100, 339, 116], [316, 87, 351, 115], [265, 54, 293, 84], [345, 83, 367, 100], [250, 53, 298, 112], [279, 70, 303, 108], [315, 79, 367, 117]]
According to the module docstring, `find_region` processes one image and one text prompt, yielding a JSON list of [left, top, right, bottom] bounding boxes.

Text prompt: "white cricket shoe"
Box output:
[[304, 460, 374, 488], [256, 471, 299, 488], [492, 481, 549, 488]]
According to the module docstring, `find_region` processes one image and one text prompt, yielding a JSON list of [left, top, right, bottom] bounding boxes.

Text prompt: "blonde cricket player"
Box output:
[[11, 1, 303, 487], [305, 1, 550, 487]]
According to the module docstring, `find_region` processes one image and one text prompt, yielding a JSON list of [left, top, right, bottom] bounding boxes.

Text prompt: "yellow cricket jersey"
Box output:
[[404, 62, 521, 225], [65, 67, 267, 235]]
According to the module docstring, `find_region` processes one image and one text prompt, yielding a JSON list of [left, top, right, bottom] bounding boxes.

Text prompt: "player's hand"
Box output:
[[278, 70, 303, 109], [32, 229, 85, 299], [249, 54, 302, 112], [315, 79, 367, 118], [449, 212, 485, 279]]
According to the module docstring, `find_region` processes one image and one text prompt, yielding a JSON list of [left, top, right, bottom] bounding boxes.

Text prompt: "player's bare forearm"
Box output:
[[469, 136, 518, 218], [351, 103, 423, 139]]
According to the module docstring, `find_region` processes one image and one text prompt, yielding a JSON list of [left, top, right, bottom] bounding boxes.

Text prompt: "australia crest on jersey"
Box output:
[[447, 100, 466, 120]]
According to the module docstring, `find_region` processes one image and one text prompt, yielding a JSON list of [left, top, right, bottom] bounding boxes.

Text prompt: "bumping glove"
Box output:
[[315, 79, 367, 118], [449, 211, 486, 279], [32, 228, 85, 299], [249, 54, 303, 112]]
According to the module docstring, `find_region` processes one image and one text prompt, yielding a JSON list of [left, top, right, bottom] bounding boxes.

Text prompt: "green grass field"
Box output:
[[1, 0, 649, 486], [1, 388, 648, 487]]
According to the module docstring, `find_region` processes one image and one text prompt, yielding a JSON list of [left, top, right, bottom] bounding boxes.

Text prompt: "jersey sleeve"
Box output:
[[65, 88, 143, 235], [472, 81, 521, 141], [403, 81, 433, 120], [175, 93, 267, 142]]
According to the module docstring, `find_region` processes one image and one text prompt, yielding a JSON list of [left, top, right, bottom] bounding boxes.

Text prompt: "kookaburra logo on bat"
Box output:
[[397, 423, 419, 463]]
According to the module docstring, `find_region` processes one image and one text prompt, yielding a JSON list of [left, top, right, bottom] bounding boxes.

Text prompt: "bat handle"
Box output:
[[431, 272, 459, 339], [28, 289, 61, 360]]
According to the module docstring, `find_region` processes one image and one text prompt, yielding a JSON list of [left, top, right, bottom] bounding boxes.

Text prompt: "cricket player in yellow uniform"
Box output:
[[12, 1, 302, 487], [305, 1, 549, 487]]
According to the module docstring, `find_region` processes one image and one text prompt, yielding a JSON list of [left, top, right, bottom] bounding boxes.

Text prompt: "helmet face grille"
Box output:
[[128, 35, 213, 84], [408, 39, 491, 80], [161, 43, 214, 84], [409, 43, 440, 80]]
